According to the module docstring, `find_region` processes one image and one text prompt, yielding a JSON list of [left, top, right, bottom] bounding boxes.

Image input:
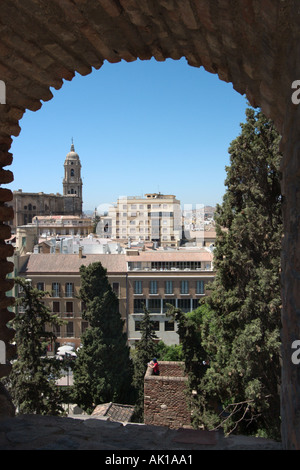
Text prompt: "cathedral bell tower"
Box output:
[[63, 140, 83, 215]]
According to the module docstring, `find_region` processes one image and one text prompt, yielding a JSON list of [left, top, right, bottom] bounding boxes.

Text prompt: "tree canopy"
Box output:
[[73, 262, 134, 413], [3, 277, 64, 415], [176, 108, 283, 439]]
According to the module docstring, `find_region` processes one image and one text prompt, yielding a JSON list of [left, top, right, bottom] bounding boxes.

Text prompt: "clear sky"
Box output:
[[9, 57, 248, 213]]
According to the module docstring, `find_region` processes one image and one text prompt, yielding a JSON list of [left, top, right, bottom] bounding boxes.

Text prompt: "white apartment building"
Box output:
[[97, 193, 182, 247]]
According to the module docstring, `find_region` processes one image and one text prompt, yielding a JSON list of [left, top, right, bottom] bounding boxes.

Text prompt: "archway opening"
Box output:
[[9, 58, 248, 213], [5, 56, 283, 442]]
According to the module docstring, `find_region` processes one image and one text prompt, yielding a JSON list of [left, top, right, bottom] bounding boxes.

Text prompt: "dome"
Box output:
[[66, 141, 80, 160]]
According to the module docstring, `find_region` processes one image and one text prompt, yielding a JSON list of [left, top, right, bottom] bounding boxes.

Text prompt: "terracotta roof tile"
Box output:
[[20, 254, 127, 274], [91, 403, 135, 423]]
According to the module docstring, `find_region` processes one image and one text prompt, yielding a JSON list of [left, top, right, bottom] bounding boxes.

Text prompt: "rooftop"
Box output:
[[18, 249, 214, 275]]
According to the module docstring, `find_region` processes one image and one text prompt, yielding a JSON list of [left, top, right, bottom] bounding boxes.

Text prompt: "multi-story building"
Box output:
[[8, 142, 83, 232], [97, 193, 182, 247], [17, 253, 128, 352], [126, 248, 214, 345], [32, 215, 93, 238], [16, 245, 214, 351]]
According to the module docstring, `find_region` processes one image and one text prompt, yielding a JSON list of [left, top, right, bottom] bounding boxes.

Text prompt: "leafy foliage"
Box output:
[[3, 277, 64, 415], [195, 108, 283, 439], [72, 262, 134, 413], [170, 109, 282, 439], [156, 341, 183, 361], [132, 305, 158, 421]]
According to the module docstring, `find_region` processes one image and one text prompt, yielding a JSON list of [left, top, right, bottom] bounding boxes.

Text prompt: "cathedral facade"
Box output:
[[8, 142, 83, 232]]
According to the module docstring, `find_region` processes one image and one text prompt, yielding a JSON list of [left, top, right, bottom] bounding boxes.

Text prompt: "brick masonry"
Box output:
[[0, 0, 299, 449], [144, 361, 191, 429]]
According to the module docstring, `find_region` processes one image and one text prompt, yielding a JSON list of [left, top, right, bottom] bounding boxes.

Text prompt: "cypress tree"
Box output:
[[73, 262, 134, 413], [3, 277, 64, 415], [132, 305, 158, 422], [196, 108, 282, 439]]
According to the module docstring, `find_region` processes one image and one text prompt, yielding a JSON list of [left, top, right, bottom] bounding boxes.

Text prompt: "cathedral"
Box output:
[[9, 142, 83, 232]]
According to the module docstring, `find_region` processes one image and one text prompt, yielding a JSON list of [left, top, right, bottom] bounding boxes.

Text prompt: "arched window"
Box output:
[[70, 169, 74, 177]]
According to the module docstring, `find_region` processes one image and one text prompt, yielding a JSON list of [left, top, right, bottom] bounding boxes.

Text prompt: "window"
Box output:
[[165, 281, 173, 294], [148, 298, 161, 313], [134, 299, 145, 313], [36, 282, 44, 291], [81, 321, 88, 334], [163, 298, 176, 313], [151, 321, 160, 331], [196, 280, 204, 294], [52, 282, 60, 297], [65, 282, 74, 297], [53, 301, 60, 313], [112, 282, 119, 296], [164, 321, 175, 331], [149, 280, 158, 294], [180, 280, 189, 294], [53, 324, 61, 337], [66, 321, 74, 338], [66, 301, 73, 316], [178, 299, 191, 313], [134, 281, 143, 294]]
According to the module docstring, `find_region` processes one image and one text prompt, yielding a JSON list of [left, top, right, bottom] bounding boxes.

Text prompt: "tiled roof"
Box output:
[[91, 403, 135, 423], [19, 249, 213, 275], [19, 254, 127, 274]]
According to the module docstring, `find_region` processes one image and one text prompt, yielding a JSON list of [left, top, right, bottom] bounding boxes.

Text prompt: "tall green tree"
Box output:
[[73, 262, 134, 413], [132, 306, 159, 421], [195, 108, 282, 439], [3, 277, 64, 415]]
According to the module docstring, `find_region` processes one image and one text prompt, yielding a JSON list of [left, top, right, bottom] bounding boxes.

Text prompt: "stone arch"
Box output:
[[0, 0, 299, 449]]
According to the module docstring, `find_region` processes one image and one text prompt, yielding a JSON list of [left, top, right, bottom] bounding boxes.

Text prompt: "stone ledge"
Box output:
[[145, 375, 188, 382], [0, 414, 283, 450]]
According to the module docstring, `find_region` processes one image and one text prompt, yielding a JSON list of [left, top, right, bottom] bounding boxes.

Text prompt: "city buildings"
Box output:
[[32, 215, 93, 238], [97, 193, 182, 247], [15, 243, 215, 350], [7, 141, 216, 351], [8, 142, 83, 232]]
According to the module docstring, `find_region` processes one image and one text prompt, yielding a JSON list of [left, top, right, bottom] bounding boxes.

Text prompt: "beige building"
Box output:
[[32, 215, 93, 238], [126, 248, 214, 345], [18, 253, 128, 352], [8, 142, 83, 232], [97, 193, 182, 247], [17, 245, 214, 351]]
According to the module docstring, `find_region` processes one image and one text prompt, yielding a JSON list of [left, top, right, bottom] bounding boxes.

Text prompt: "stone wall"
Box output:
[[144, 361, 191, 429], [0, 0, 299, 448]]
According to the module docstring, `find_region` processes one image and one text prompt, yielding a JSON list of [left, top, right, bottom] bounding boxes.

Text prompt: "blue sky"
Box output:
[[9, 57, 248, 213]]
